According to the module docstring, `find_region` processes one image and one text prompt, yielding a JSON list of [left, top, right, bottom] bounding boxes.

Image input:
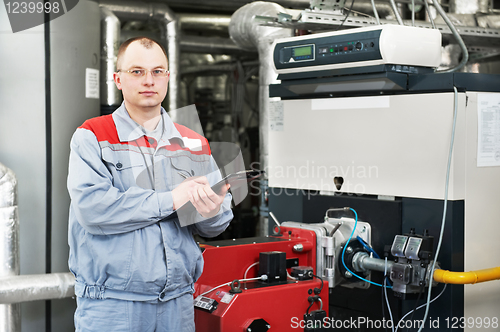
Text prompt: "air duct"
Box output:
[[229, 2, 294, 235], [0, 163, 20, 331], [0, 273, 75, 305], [99, 0, 180, 111], [100, 7, 122, 115]]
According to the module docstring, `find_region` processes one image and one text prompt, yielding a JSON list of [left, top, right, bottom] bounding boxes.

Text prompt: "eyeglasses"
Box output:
[[117, 69, 170, 78]]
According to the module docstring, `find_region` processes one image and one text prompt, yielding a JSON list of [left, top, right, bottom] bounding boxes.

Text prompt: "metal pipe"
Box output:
[[389, 0, 404, 25], [100, 7, 122, 107], [370, 0, 381, 24], [120, 30, 160, 45], [352, 252, 394, 273], [424, 0, 436, 29], [120, 31, 248, 56], [478, 0, 489, 13], [99, 0, 179, 111], [434, 267, 500, 284], [0, 273, 75, 305], [180, 35, 250, 55], [166, 19, 181, 110], [181, 60, 259, 75], [99, 0, 175, 22], [431, 0, 469, 72], [178, 14, 231, 32], [158, 0, 311, 12], [0, 163, 20, 331], [352, 2, 394, 19]]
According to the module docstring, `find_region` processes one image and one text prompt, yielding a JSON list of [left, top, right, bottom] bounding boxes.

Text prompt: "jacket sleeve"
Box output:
[[68, 128, 174, 235], [190, 157, 233, 238]]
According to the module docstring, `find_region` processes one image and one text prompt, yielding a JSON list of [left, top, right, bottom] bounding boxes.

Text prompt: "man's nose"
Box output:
[[143, 71, 154, 84]]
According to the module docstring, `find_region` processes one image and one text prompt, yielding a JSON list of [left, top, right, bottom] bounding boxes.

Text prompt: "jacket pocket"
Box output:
[[101, 148, 144, 190]]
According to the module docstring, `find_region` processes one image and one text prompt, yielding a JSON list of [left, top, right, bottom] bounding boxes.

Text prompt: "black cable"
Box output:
[[335, 0, 355, 31], [44, 1, 52, 331], [407, 267, 428, 331], [312, 274, 324, 294], [306, 298, 315, 315]]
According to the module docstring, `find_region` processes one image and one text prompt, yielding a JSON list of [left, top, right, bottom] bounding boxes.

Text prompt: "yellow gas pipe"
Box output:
[[434, 267, 500, 284]]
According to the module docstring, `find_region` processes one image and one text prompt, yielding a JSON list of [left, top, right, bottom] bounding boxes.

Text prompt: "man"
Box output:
[[67, 37, 233, 331]]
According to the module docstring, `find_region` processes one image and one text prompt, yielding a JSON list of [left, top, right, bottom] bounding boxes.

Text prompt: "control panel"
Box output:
[[276, 29, 381, 69], [273, 25, 442, 75], [194, 296, 219, 313]]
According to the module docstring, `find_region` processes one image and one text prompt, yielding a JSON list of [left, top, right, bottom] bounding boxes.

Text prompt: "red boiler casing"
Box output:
[[194, 226, 329, 332]]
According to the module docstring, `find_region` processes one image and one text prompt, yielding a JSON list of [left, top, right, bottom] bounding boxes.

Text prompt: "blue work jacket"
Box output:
[[67, 104, 233, 302]]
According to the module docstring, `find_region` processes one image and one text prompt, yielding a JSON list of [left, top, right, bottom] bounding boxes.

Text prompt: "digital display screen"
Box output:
[[293, 45, 312, 57]]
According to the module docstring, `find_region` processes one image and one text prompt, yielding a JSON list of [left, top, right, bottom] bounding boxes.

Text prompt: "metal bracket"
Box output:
[[309, 0, 346, 15]]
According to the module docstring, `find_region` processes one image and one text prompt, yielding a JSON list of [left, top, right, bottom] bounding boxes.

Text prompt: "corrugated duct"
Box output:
[[0, 163, 20, 331]]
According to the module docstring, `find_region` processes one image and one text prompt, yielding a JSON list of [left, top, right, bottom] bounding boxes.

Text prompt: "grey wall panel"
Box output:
[[0, 4, 47, 332], [50, 0, 101, 330]]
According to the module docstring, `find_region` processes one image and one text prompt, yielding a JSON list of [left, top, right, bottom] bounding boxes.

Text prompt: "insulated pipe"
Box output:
[[434, 267, 500, 284], [100, 7, 122, 108], [0, 273, 75, 304], [229, 2, 294, 234], [0, 163, 20, 331], [99, 0, 180, 111], [229, 1, 294, 174]]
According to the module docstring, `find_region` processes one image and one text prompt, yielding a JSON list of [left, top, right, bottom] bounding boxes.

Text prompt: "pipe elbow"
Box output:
[[229, 1, 289, 50], [434, 267, 500, 284]]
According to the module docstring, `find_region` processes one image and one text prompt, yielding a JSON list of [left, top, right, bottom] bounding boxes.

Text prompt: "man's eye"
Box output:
[[152, 70, 164, 75], [131, 70, 144, 76]]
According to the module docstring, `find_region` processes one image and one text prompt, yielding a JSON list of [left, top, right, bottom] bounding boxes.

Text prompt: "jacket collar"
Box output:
[[112, 102, 183, 147]]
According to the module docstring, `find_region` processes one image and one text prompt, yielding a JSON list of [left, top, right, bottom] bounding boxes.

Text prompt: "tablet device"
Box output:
[[211, 169, 265, 194], [175, 169, 265, 214]]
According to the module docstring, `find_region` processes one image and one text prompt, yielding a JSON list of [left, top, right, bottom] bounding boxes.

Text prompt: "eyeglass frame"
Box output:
[[116, 68, 170, 78]]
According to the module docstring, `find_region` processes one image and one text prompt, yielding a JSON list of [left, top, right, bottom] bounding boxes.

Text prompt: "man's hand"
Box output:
[[172, 176, 230, 218]]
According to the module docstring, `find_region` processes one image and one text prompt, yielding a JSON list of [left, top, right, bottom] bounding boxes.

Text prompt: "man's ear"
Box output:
[[113, 72, 123, 90]]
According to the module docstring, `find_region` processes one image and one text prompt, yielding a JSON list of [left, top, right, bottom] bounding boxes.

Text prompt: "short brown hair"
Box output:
[[116, 37, 168, 70]]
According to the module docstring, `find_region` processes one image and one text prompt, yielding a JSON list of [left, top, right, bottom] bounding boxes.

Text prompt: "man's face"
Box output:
[[114, 41, 169, 112]]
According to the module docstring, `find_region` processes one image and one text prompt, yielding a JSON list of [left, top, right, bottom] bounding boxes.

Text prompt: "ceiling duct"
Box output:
[[229, 1, 294, 235]]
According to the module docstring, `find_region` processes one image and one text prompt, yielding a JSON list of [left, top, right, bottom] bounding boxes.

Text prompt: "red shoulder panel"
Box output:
[[79, 115, 120, 144]]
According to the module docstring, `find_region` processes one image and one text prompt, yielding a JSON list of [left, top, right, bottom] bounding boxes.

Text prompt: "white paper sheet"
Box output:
[[477, 93, 500, 167]]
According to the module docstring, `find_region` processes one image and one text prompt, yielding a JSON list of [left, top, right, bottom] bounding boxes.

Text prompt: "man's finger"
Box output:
[[189, 176, 209, 185]]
